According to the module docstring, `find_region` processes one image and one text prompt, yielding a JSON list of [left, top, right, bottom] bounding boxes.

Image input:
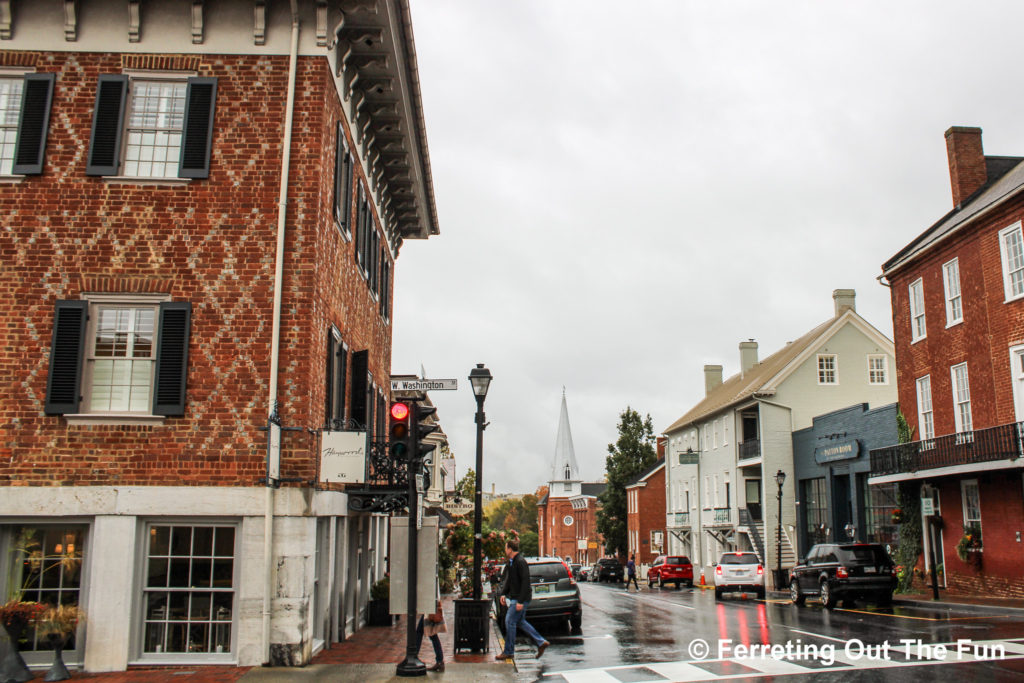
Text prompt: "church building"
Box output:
[[537, 392, 606, 564]]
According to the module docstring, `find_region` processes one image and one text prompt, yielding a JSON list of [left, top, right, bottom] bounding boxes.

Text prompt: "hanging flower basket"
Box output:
[[955, 524, 983, 563], [890, 509, 903, 525]]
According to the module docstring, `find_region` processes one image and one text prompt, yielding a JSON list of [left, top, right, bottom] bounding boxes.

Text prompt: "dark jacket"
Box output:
[[499, 553, 532, 603]]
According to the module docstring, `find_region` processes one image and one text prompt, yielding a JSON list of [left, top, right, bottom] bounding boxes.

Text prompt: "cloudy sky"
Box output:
[[391, 1, 1024, 495]]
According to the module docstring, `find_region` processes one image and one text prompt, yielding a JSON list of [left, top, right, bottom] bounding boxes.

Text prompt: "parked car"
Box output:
[[790, 543, 897, 609], [585, 564, 601, 581], [578, 564, 590, 581], [648, 555, 694, 588], [570, 563, 583, 581], [596, 557, 624, 583], [714, 551, 765, 600], [493, 556, 582, 632]]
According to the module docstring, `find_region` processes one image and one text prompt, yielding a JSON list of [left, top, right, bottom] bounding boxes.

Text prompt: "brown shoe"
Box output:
[[537, 641, 550, 658], [428, 662, 445, 672], [495, 653, 513, 661]]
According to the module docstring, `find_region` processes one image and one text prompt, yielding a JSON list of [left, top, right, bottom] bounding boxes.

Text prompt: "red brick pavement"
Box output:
[[27, 595, 498, 681]]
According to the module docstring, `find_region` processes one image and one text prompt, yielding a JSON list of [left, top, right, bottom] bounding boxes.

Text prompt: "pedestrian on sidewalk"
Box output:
[[625, 554, 639, 591], [496, 537, 549, 662], [415, 588, 446, 672]]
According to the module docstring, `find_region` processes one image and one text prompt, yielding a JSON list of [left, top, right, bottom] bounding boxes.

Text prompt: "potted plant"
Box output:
[[367, 576, 392, 626], [890, 508, 903, 525], [956, 524, 983, 565], [0, 600, 44, 683], [35, 605, 85, 681]]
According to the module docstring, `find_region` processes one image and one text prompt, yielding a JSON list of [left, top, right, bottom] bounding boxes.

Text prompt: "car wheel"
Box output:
[[648, 577, 655, 588], [686, 579, 694, 588], [659, 578, 665, 588], [820, 580, 838, 609], [570, 611, 582, 633], [790, 579, 805, 606], [715, 587, 723, 600]]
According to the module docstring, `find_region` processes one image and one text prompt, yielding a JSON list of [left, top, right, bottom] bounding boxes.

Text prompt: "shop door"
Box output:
[[745, 480, 762, 521], [832, 474, 852, 539]]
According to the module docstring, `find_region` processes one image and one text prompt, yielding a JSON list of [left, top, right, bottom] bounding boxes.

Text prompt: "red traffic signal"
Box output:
[[391, 402, 410, 421], [390, 401, 411, 459]]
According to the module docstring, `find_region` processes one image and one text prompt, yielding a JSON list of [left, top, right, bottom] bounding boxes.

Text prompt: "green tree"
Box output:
[[596, 407, 657, 556], [456, 468, 476, 501], [486, 494, 539, 534], [519, 530, 539, 556]]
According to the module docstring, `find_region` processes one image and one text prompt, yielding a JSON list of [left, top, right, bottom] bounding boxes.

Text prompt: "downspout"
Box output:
[[264, 1, 301, 666]]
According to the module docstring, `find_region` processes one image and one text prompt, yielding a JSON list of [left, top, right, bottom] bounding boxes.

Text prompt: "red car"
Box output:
[[647, 555, 694, 588]]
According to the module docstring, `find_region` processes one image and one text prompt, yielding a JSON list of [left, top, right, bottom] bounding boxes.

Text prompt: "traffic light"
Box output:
[[412, 402, 438, 460], [389, 401, 411, 459]]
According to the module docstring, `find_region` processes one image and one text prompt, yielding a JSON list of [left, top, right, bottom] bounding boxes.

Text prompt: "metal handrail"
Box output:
[[738, 439, 760, 460], [870, 421, 1023, 476]]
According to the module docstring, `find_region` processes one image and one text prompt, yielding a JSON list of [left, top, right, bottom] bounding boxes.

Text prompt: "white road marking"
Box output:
[[786, 627, 849, 643], [618, 591, 696, 609]]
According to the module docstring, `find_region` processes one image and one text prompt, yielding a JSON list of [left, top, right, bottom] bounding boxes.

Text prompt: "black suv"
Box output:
[[790, 543, 897, 609], [596, 557, 624, 583], [494, 557, 582, 632]]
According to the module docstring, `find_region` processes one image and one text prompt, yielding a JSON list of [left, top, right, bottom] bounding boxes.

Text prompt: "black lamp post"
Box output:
[[469, 364, 492, 601], [775, 470, 786, 589]]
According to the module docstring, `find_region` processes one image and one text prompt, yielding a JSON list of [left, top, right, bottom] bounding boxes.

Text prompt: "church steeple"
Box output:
[[551, 390, 580, 494]]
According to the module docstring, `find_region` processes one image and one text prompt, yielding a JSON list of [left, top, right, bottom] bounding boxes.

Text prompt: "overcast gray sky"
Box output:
[[391, 1, 1024, 496]]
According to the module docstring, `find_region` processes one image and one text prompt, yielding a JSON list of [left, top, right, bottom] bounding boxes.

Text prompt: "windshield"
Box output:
[[837, 546, 891, 565], [529, 563, 569, 583], [667, 556, 690, 565], [720, 553, 759, 565]]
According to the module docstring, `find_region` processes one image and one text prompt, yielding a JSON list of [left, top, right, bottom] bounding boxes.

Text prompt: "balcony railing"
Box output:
[[739, 439, 760, 460], [713, 507, 732, 524], [667, 511, 690, 527], [870, 421, 1024, 477]]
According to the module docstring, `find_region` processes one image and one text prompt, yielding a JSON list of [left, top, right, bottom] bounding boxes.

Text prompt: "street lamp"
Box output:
[[775, 470, 786, 589], [469, 363, 492, 601]]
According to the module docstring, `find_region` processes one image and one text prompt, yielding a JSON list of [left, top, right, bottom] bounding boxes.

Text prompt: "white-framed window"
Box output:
[[713, 420, 719, 449], [86, 303, 157, 412], [916, 375, 934, 442], [909, 278, 926, 341], [702, 424, 709, 450], [0, 76, 24, 174], [713, 474, 719, 507], [722, 419, 729, 446], [951, 363, 973, 437], [960, 479, 982, 540], [999, 222, 1024, 302], [141, 523, 237, 658], [817, 354, 838, 384], [123, 79, 187, 178], [704, 476, 710, 506], [943, 258, 963, 325], [867, 355, 888, 385]]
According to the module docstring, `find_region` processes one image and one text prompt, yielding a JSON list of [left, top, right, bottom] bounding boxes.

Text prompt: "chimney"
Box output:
[[704, 364, 723, 396], [739, 340, 758, 375], [945, 126, 987, 207], [833, 289, 856, 316], [491, 483, 495, 496]]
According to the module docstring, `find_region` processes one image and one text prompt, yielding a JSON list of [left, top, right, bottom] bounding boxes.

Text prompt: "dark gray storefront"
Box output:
[[792, 403, 899, 558]]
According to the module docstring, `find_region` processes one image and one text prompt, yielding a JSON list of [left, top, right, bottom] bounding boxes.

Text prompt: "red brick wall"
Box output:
[[538, 495, 602, 564], [627, 465, 666, 565], [0, 51, 394, 487]]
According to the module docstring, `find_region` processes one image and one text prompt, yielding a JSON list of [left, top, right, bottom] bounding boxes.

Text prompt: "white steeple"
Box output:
[[551, 389, 581, 496]]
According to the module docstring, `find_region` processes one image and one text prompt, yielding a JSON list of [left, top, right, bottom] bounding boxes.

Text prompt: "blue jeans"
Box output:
[[415, 616, 443, 664], [502, 599, 545, 655]]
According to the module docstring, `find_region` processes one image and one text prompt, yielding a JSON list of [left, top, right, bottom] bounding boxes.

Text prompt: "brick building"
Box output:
[[536, 392, 605, 564], [0, 0, 438, 672], [625, 455, 666, 566], [871, 126, 1024, 598]]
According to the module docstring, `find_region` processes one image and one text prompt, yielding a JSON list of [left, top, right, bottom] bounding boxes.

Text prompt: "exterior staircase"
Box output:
[[738, 508, 796, 568]]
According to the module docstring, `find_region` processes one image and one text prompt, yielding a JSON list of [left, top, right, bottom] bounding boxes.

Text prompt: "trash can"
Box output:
[[453, 598, 491, 653], [772, 568, 789, 592]]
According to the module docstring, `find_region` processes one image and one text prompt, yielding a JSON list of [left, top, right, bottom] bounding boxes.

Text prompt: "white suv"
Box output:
[[714, 551, 765, 600]]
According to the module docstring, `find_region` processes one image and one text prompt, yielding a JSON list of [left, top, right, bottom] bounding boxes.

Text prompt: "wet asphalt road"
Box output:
[[504, 580, 1024, 682]]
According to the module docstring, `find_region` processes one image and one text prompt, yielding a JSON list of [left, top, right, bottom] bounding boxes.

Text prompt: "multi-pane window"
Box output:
[[88, 305, 156, 412], [862, 481, 898, 546], [909, 278, 926, 341], [1000, 222, 1024, 301], [868, 355, 888, 384], [124, 80, 187, 178], [324, 329, 347, 428], [916, 375, 934, 442], [333, 123, 353, 236], [817, 354, 837, 384], [143, 524, 236, 656], [802, 478, 828, 546], [961, 479, 982, 539], [0, 77, 24, 174], [943, 258, 963, 325], [951, 363, 973, 435]]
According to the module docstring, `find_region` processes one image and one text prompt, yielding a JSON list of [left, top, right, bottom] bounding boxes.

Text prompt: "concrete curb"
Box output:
[[893, 595, 1024, 616]]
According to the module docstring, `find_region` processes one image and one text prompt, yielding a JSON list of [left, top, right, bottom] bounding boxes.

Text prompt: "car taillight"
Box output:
[[756, 565, 763, 575], [716, 565, 722, 576], [890, 565, 897, 577], [561, 561, 576, 585], [836, 566, 848, 579]]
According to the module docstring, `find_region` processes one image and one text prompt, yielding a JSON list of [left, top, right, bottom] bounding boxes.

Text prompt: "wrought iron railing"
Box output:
[[713, 507, 732, 524], [870, 421, 1024, 477], [363, 438, 410, 488], [739, 439, 760, 460], [667, 512, 690, 527]]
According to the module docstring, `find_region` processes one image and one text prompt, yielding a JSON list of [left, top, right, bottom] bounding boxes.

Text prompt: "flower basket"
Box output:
[[955, 524, 983, 563], [890, 509, 903, 525]]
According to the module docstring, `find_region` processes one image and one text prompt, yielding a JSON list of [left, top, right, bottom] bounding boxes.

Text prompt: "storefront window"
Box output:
[[863, 480, 899, 546], [142, 524, 235, 656], [803, 478, 829, 546]]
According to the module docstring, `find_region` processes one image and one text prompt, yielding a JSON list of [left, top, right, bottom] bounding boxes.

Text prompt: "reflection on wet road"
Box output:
[[505, 580, 1024, 682]]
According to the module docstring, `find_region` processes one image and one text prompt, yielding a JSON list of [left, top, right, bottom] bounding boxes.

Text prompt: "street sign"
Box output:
[[921, 498, 935, 516], [390, 379, 458, 392], [443, 502, 474, 516]]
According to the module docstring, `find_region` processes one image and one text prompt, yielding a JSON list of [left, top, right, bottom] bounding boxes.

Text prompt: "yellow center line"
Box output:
[[835, 607, 1008, 621]]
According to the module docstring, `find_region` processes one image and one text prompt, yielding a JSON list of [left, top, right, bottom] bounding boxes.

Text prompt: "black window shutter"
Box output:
[[333, 124, 344, 227], [350, 350, 368, 429], [336, 345, 347, 423], [355, 191, 366, 265], [12, 73, 56, 175], [45, 300, 88, 415], [342, 153, 353, 231], [324, 333, 336, 427], [86, 74, 128, 176], [367, 387, 376, 440], [178, 77, 217, 179], [152, 302, 192, 417]]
